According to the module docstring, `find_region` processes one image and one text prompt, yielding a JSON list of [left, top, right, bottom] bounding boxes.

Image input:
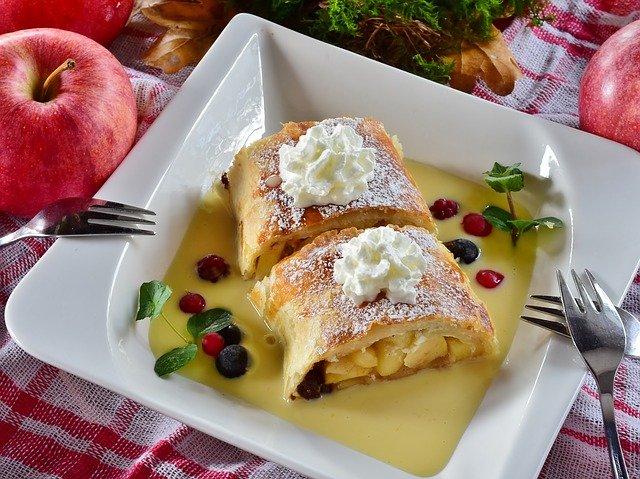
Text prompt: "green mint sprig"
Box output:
[[135, 280, 231, 377], [187, 308, 232, 340], [154, 344, 198, 377], [482, 162, 563, 245]]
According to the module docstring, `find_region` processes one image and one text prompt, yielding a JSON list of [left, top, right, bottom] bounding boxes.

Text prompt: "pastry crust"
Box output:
[[226, 117, 435, 279], [250, 225, 498, 400]]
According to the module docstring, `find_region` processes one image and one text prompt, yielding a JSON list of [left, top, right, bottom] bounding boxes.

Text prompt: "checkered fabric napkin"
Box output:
[[1, 1, 639, 477]]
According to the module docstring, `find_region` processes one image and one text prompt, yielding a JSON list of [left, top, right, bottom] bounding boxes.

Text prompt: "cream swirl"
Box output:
[[333, 227, 428, 305], [278, 123, 376, 207]]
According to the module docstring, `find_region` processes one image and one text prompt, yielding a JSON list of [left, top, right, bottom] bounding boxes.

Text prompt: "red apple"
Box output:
[[0, 0, 134, 47], [579, 20, 640, 152], [0, 28, 137, 217]]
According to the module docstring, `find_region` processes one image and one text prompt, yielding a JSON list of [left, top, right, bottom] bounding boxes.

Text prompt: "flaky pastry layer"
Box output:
[[250, 226, 498, 400], [226, 117, 435, 279]]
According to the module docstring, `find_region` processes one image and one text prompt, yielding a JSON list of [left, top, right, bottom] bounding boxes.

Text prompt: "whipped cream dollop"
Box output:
[[278, 123, 376, 207], [333, 227, 428, 305]]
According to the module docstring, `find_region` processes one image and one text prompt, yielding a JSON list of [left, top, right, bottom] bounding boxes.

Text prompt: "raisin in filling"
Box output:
[[296, 362, 332, 399]]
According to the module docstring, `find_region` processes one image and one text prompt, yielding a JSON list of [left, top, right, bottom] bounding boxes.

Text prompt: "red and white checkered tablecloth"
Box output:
[[1, 1, 640, 478]]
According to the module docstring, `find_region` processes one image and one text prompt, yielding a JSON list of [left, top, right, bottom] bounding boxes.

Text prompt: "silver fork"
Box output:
[[0, 197, 155, 246], [558, 269, 628, 479], [522, 296, 640, 359]]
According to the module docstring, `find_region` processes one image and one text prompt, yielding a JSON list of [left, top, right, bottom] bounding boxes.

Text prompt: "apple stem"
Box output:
[[39, 58, 76, 102]]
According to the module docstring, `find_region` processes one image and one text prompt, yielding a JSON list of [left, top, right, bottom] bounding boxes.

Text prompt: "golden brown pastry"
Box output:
[[225, 117, 435, 279], [250, 225, 497, 400]]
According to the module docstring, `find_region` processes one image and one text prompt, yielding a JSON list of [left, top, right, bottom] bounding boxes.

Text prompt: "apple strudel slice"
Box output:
[[250, 225, 498, 400], [225, 117, 435, 279]]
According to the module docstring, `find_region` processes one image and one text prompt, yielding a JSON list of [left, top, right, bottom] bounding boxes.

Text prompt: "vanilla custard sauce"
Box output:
[[149, 160, 537, 476]]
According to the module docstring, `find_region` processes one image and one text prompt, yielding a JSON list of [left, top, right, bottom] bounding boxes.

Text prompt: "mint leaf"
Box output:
[[136, 280, 172, 321], [484, 206, 564, 244], [534, 217, 564, 229], [154, 343, 198, 377], [510, 217, 564, 237], [483, 205, 513, 231], [508, 219, 539, 236], [482, 162, 563, 246], [483, 162, 524, 193], [187, 308, 232, 340]]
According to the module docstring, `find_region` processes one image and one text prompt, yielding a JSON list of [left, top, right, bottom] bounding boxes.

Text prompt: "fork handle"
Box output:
[[599, 389, 629, 479], [0, 227, 34, 246]]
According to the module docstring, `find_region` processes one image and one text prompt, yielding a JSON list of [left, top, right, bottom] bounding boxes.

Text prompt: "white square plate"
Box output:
[[7, 14, 640, 479]]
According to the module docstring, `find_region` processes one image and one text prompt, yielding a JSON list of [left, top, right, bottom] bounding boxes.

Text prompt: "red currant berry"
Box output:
[[202, 332, 225, 357], [178, 293, 206, 314], [197, 254, 230, 282], [429, 198, 460, 220], [476, 270, 504, 289], [462, 213, 493, 236]]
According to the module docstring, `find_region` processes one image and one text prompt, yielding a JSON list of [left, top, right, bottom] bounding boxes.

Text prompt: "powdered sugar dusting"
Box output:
[[274, 227, 489, 353], [256, 118, 426, 234]]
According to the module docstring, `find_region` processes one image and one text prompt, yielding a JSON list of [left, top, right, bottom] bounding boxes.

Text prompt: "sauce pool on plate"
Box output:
[[149, 159, 537, 476]]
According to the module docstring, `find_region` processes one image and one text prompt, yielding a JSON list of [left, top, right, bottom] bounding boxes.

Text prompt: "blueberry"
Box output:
[[216, 344, 248, 378], [444, 239, 480, 264], [219, 324, 242, 345]]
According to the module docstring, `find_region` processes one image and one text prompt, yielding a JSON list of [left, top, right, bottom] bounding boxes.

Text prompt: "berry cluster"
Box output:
[[431, 198, 504, 289], [202, 324, 248, 378], [181, 254, 249, 378]]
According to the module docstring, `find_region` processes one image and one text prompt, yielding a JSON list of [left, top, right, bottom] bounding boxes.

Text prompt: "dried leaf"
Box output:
[[141, 0, 234, 73], [132, 0, 157, 17], [445, 26, 523, 96], [143, 28, 214, 73]]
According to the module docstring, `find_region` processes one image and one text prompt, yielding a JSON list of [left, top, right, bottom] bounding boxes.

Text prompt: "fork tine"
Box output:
[[530, 294, 562, 304], [108, 227, 155, 236], [524, 303, 566, 319], [557, 270, 581, 316], [520, 315, 570, 337], [585, 269, 619, 319], [531, 293, 592, 310], [89, 201, 155, 216], [572, 269, 598, 314], [76, 223, 155, 236], [84, 211, 156, 225]]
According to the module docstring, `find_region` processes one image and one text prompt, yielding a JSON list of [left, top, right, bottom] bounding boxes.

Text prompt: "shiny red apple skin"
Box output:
[[0, 0, 134, 46], [0, 28, 137, 217], [579, 20, 640, 152]]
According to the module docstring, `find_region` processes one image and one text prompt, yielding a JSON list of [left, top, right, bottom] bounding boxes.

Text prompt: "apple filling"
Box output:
[[254, 239, 306, 278], [323, 332, 476, 390], [255, 242, 287, 279]]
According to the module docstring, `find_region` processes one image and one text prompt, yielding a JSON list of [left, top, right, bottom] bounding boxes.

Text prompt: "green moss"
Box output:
[[317, 0, 441, 34], [412, 54, 454, 84], [230, 0, 552, 84]]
